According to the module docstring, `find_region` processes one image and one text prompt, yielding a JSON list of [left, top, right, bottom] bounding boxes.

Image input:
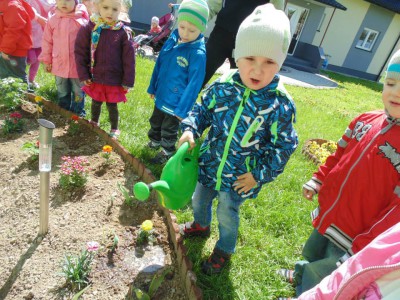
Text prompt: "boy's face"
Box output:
[[236, 56, 279, 90], [382, 78, 400, 118], [56, 0, 75, 13], [178, 20, 200, 43], [151, 21, 158, 28], [97, 0, 122, 23]]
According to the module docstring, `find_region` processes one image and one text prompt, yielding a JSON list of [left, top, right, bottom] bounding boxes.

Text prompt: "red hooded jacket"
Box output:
[[0, 0, 35, 57]]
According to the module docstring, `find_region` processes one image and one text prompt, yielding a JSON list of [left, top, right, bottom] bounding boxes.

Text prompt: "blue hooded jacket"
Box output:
[[181, 70, 298, 199], [147, 29, 206, 119]]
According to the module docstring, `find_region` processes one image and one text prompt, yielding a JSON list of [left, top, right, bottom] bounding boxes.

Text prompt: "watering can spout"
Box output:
[[133, 142, 199, 210]]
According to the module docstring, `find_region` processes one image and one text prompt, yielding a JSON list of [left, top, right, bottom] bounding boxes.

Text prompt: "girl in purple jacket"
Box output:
[[74, 0, 135, 139]]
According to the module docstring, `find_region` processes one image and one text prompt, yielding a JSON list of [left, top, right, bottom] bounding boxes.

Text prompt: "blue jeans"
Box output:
[[294, 229, 345, 296], [192, 182, 246, 254], [55, 76, 85, 116]]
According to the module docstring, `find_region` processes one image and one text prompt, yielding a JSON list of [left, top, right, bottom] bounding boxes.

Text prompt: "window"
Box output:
[[356, 28, 379, 51]]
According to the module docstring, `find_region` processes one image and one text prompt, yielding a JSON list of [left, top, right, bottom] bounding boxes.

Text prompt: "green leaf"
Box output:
[[134, 288, 150, 300], [148, 267, 173, 297], [72, 284, 91, 300]]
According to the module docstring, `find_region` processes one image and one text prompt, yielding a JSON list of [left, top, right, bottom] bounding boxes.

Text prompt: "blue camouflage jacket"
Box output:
[[181, 70, 298, 199]]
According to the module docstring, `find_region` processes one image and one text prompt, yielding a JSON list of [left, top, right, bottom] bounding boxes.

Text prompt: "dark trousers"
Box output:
[[91, 100, 119, 130], [148, 106, 180, 153], [0, 55, 28, 83], [203, 25, 237, 86]]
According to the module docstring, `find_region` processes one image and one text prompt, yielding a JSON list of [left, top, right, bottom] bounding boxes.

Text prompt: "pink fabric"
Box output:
[[39, 4, 88, 78], [27, 47, 41, 81], [26, 0, 55, 48], [298, 223, 400, 300], [149, 25, 162, 34], [82, 82, 127, 103]]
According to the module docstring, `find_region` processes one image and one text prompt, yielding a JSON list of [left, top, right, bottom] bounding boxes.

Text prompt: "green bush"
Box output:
[[0, 77, 27, 111]]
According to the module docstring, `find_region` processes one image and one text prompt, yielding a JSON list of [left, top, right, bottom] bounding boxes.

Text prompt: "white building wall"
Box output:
[[367, 13, 400, 75], [313, 0, 370, 67]]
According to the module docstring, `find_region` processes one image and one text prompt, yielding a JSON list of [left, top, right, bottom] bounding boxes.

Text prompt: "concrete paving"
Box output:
[[138, 48, 338, 89], [216, 60, 338, 89]]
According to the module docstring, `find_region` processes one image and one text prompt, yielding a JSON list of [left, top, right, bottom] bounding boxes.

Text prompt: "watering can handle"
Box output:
[[176, 141, 200, 162]]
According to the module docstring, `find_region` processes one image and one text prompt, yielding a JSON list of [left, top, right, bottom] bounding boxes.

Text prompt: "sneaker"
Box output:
[[31, 81, 40, 89], [109, 129, 120, 140], [201, 248, 231, 275], [88, 120, 99, 128], [179, 221, 210, 238], [28, 81, 39, 92], [150, 149, 172, 164], [147, 140, 160, 150], [277, 268, 295, 284]]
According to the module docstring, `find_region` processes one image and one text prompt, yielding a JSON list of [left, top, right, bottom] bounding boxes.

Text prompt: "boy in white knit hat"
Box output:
[[177, 3, 298, 275], [277, 48, 400, 299], [147, 0, 209, 164]]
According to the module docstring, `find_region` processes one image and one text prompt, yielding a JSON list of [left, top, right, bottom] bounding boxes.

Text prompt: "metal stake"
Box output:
[[38, 119, 55, 236]]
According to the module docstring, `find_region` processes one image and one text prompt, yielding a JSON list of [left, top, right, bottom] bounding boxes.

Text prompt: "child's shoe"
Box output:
[[179, 221, 210, 238], [147, 140, 160, 150], [201, 248, 231, 275], [150, 149, 172, 164], [277, 268, 295, 284], [109, 129, 120, 140], [88, 120, 99, 128]]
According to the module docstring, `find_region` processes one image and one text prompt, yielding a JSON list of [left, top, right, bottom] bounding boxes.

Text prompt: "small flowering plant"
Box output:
[[21, 140, 40, 162], [59, 156, 89, 190], [60, 241, 99, 292], [67, 115, 80, 135], [34, 96, 44, 117], [2, 112, 25, 135], [136, 220, 156, 246], [101, 145, 113, 163], [0, 77, 27, 111]]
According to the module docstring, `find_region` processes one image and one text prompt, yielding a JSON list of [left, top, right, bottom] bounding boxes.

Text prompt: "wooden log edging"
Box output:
[[26, 94, 203, 300]]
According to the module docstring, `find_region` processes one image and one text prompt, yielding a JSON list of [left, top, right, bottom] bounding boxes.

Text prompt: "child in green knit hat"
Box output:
[[147, 0, 209, 164]]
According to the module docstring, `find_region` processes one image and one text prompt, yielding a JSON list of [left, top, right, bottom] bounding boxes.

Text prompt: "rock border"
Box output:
[[26, 94, 203, 300]]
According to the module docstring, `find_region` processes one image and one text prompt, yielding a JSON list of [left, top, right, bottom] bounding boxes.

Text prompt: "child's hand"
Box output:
[[122, 85, 129, 92], [44, 64, 52, 72], [178, 130, 195, 150], [83, 79, 92, 86], [176, 116, 182, 121], [149, 94, 155, 99], [303, 187, 316, 201], [234, 173, 257, 194], [1, 52, 10, 60]]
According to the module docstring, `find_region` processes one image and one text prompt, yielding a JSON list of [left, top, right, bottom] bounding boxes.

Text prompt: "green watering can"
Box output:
[[134, 142, 199, 210]]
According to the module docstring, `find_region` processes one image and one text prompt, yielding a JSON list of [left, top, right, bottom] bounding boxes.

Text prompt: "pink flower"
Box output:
[[87, 241, 100, 252]]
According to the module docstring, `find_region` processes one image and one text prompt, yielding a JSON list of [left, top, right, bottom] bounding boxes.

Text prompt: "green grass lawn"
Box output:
[[34, 58, 383, 299]]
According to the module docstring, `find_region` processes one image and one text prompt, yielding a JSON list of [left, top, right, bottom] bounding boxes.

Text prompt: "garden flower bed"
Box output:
[[0, 99, 194, 299]]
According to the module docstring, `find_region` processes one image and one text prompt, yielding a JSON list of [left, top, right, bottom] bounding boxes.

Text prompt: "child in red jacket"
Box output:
[[0, 0, 35, 83], [278, 48, 400, 299]]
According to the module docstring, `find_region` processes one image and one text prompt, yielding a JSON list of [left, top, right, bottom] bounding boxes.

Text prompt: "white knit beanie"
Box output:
[[234, 3, 291, 68], [151, 16, 159, 24], [386, 49, 400, 80]]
